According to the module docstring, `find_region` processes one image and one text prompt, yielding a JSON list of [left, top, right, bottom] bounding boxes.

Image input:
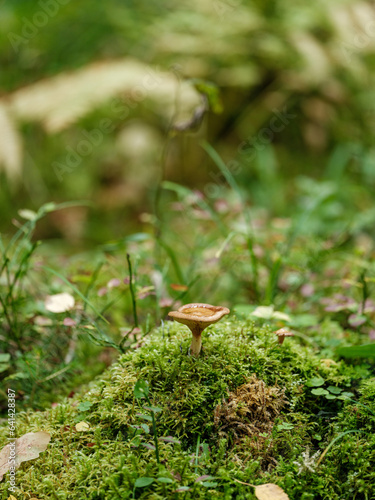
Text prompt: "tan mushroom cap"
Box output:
[[168, 303, 230, 356], [274, 327, 294, 344], [169, 303, 230, 328]]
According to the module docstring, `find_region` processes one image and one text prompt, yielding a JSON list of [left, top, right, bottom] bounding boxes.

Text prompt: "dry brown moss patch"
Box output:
[[214, 374, 287, 441]]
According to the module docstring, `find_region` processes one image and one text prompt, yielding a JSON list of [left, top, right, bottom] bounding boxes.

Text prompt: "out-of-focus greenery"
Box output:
[[1, 0, 375, 244]]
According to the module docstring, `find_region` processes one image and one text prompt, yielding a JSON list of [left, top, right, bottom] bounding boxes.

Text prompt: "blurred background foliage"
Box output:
[[1, 0, 375, 244]]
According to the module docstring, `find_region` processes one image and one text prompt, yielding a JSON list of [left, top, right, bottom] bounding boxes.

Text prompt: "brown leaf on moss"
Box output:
[[254, 483, 290, 500]]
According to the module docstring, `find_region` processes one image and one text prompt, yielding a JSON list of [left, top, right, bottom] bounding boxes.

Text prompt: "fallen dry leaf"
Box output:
[[45, 293, 75, 313], [254, 483, 289, 500], [0, 431, 51, 481], [8, 495, 17, 500]]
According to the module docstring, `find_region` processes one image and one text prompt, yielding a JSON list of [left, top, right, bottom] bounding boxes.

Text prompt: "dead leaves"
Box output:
[[44, 292, 75, 313], [233, 479, 289, 500], [75, 421, 90, 432], [254, 483, 290, 500], [0, 432, 51, 481]]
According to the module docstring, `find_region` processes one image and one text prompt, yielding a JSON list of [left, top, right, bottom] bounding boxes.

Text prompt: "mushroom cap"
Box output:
[[168, 303, 230, 332], [274, 328, 294, 337]]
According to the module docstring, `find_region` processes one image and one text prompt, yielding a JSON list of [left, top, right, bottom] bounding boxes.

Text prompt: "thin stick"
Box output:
[[232, 478, 255, 487]]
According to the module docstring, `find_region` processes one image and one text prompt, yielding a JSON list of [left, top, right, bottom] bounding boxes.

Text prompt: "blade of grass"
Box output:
[[316, 430, 362, 467], [194, 434, 201, 474], [157, 239, 186, 285], [202, 142, 259, 299], [127, 253, 138, 328], [265, 254, 282, 304], [83, 260, 104, 311], [342, 399, 375, 417], [89, 318, 121, 351], [162, 180, 226, 235]]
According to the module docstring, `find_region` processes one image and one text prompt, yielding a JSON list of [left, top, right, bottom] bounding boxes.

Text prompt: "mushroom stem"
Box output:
[[190, 328, 203, 356], [277, 336, 284, 345]]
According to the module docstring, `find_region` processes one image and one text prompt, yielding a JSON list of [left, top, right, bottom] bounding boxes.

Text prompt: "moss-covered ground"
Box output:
[[1, 318, 374, 499]]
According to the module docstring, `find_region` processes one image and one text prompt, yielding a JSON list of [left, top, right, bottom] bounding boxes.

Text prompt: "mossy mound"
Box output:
[[1, 319, 374, 499]]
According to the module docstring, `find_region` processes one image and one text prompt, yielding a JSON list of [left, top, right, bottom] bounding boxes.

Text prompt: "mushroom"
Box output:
[[274, 327, 294, 345], [168, 303, 230, 356]]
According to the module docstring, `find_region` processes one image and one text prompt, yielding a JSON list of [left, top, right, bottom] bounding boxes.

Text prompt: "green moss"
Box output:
[[1, 319, 374, 499]]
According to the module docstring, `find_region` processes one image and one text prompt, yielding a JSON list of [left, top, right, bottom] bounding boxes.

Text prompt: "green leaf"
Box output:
[[338, 392, 355, 400], [0, 363, 10, 374], [141, 423, 150, 433], [141, 443, 156, 451], [250, 305, 275, 320], [134, 477, 154, 488], [337, 344, 375, 358], [126, 233, 151, 243], [201, 443, 210, 456], [39, 202, 57, 213], [78, 401, 93, 412], [136, 413, 153, 422], [5, 372, 28, 380], [327, 386, 342, 394], [134, 379, 149, 398], [306, 377, 325, 387], [192, 79, 223, 114], [132, 436, 141, 447], [202, 482, 218, 488], [0, 353, 11, 363], [195, 475, 216, 483], [288, 314, 319, 328], [159, 436, 181, 444], [157, 477, 173, 483], [233, 304, 255, 318], [18, 209, 38, 221], [311, 388, 329, 396], [325, 394, 337, 400], [143, 405, 162, 413], [277, 422, 294, 431]]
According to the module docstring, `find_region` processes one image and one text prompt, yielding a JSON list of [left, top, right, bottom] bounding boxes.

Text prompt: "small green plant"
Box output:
[[0, 202, 131, 412], [306, 377, 354, 401], [133, 379, 162, 463], [131, 379, 180, 496]]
